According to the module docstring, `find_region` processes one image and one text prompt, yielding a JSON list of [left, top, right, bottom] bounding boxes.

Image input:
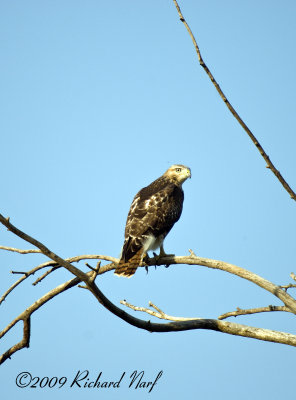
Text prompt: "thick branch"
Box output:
[[72, 279, 296, 347], [1, 211, 296, 362], [2, 245, 296, 316], [146, 252, 296, 314], [0, 214, 90, 282], [0, 318, 31, 364], [1, 250, 296, 365], [2, 264, 296, 365], [0, 274, 81, 365], [172, 0, 296, 201]]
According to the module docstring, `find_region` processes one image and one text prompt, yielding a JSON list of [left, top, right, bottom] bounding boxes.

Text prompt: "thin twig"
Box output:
[[121, 300, 200, 321], [80, 262, 101, 286], [218, 305, 290, 320], [279, 284, 296, 292], [0, 245, 41, 254], [32, 256, 117, 285], [89, 261, 101, 283], [149, 301, 166, 315], [32, 266, 59, 286], [0, 254, 118, 304], [10, 270, 29, 276], [188, 248, 197, 257], [172, 0, 296, 201], [78, 285, 88, 290], [0, 214, 89, 283]]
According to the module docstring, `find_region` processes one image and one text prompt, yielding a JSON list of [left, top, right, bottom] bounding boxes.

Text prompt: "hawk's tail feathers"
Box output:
[[114, 249, 144, 278]]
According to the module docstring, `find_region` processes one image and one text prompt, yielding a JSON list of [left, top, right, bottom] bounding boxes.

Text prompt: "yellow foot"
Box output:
[[153, 245, 174, 261]]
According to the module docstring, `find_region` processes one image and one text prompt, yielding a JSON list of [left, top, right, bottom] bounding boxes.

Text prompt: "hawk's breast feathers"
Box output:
[[115, 164, 191, 277]]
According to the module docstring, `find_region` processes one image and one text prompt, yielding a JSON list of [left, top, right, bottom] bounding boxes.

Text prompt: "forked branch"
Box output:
[[120, 300, 296, 347], [0, 318, 30, 365], [1, 214, 296, 365]]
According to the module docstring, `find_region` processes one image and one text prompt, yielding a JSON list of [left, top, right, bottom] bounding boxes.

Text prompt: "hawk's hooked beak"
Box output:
[[187, 168, 191, 179]]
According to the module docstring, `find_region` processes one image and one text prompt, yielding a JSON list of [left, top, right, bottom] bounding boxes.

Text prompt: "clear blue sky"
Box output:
[[1, 1, 296, 399]]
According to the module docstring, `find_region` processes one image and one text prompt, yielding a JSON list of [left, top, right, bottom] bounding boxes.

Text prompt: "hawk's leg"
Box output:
[[153, 244, 174, 263], [160, 244, 174, 269], [145, 246, 175, 273], [159, 244, 174, 258]]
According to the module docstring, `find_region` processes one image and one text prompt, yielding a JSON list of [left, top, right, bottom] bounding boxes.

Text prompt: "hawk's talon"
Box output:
[[152, 245, 175, 264], [143, 253, 151, 263]]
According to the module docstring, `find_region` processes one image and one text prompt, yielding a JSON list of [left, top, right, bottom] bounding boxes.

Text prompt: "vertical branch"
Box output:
[[172, 0, 296, 201]]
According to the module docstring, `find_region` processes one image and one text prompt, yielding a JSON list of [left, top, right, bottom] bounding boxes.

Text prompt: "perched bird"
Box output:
[[115, 164, 191, 277]]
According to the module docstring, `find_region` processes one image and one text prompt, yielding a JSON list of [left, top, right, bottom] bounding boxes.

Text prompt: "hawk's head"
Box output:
[[164, 164, 191, 186]]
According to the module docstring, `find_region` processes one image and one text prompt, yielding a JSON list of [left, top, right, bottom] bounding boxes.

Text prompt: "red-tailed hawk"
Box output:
[[115, 164, 191, 277]]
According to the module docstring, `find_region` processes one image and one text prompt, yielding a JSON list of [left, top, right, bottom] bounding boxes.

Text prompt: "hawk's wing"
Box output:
[[121, 181, 184, 263]]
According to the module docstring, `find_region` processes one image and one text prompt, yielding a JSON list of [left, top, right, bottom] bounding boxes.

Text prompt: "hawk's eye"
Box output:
[[175, 168, 181, 173]]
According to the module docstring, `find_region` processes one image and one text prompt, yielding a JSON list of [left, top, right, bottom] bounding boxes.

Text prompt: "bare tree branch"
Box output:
[[2, 240, 296, 316], [218, 305, 290, 320], [172, 0, 296, 201], [147, 252, 296, 314], [121, 300, 199, 321], [279, 284, 296, 292], [1, 213, 296, 364], [1, 247, 296, 364], [0, 245, 41, 254], [30, 255, 117, 286], [0, 318, 31, 365], [120, 300, 296, 347], [0, 215, 89, 283], [0, 252, 118, 305], [0, 276, 80, 364], [123, 301, 291, 322], [73, 278, 296, 347]]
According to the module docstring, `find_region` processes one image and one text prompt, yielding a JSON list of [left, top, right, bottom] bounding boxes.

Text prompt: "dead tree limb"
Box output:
[[1, 213, 296, 365], [120, 300, 296, 347], [218, 305, 290, 320], [172, 0, 296, 201]]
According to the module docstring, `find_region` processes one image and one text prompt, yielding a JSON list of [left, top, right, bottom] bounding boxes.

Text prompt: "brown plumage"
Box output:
[[115, 164, 191, 277]]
